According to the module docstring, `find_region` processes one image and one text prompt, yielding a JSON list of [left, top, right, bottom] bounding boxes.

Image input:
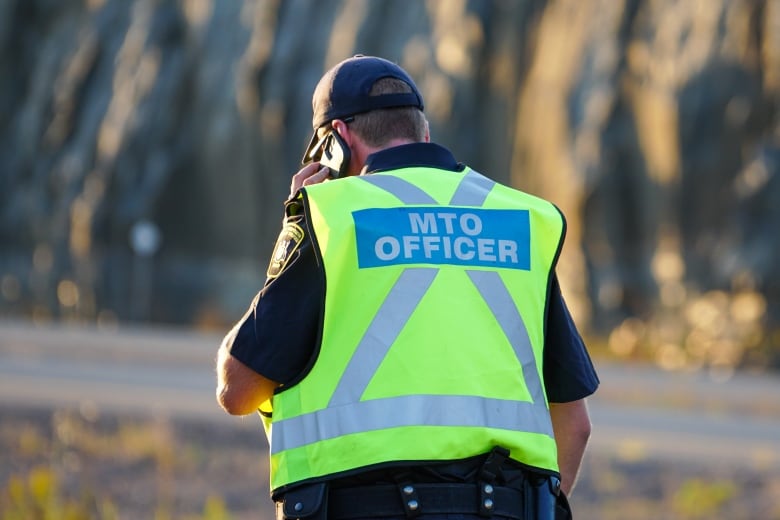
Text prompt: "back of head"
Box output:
[[305, 55, 427, 156], [351, 78, 427, 147]]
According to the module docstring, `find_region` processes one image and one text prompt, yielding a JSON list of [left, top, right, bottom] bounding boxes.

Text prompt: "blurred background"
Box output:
[[1, 0, 779, 519]]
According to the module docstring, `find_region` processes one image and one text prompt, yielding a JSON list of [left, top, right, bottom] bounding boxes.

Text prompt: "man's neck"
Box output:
[[354, 139, 417, 176]]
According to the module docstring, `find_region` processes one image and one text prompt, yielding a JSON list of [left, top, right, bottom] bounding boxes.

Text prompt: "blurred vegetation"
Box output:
[[598, 288, 775, 376], [672, 478, 738, 519], [1, 406, 778, 520], [2, 465, 122, 520], [2, 465, 234, 520], [0, 0, 778, 370], [0, 407, 258, 519]]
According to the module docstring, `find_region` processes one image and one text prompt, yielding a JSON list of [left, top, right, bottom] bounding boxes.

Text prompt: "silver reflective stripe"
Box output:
[[360, 169, 495, 207], [448, 169, 495, 206], [359, 175, 438, 204], [272, 394, 553, 454], [466, 270, 547, 406], [328, 268, 438, 407], [272, 171, 551, 456]]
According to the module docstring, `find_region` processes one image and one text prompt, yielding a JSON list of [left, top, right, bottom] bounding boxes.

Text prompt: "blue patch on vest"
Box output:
[[353, 208, 531, 270]]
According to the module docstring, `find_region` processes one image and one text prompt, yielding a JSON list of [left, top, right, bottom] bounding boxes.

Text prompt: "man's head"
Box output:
[[302, 55, 428, 176]]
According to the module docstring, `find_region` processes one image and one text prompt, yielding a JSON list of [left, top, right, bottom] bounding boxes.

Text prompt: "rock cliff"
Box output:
[[0, 0, 777, 368]]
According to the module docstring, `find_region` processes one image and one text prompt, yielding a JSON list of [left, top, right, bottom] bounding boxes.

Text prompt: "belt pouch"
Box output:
[[278, 483, 328, 520]]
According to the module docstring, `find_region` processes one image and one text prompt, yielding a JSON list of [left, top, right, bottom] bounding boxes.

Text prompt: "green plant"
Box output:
[[0, 465, 117, 520], [672, 478, 737, 519]]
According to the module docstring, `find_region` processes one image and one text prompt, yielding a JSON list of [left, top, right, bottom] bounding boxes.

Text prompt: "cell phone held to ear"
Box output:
[[303, 129, 351, 179]]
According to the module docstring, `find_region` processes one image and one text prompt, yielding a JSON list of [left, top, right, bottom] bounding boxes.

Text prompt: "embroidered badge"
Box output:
[[267, 221, 305, 278]]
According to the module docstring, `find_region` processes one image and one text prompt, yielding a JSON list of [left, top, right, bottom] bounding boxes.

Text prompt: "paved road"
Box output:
[[2, 319, 779, 470]]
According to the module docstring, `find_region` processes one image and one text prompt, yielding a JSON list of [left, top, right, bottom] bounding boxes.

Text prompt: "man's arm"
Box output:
[[215, 163, 332, 416], [216, 321, 279, 416], [549, 398, 592, 496]]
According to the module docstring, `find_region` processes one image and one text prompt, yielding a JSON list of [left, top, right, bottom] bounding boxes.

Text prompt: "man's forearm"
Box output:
[[549, 399, 592, 495], [215, 323, 279, 416]]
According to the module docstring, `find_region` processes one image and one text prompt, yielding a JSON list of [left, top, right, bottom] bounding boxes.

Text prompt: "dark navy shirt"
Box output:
[[228, 142, 598, 403]]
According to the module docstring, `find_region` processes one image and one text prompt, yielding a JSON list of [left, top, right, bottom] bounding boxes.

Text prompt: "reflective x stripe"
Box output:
[[359, 168, 494, 206], [448, 169, 495, 206], [271, 170, 550, 455], [359, 175, 438, 204], [466, 270, 549, 407], [329, 268, 438, 407]]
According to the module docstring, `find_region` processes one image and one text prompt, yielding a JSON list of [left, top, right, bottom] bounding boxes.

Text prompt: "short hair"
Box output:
[[349, 78, 427, 146]]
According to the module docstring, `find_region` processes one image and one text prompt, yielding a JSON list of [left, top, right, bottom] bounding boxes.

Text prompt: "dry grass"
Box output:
[[572, 452, 780, 520], [0, 406, 271, 520], [1, 405, 779, 520]]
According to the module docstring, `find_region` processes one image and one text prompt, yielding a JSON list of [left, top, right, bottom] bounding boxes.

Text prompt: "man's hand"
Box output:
[[290, 162, 330, 199]]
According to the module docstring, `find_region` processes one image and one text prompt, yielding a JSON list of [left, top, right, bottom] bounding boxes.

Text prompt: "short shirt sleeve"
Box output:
[[542, 275, 600, 403], [227, 210, 323, 385]]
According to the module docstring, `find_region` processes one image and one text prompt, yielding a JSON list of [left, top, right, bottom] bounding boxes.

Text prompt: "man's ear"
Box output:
[[331, 119, 352, 146]]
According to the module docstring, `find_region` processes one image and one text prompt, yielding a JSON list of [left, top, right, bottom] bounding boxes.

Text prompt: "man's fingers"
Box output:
[[291, 162, 321, 185], [290, 163, 329, 197], [302, 166, 330, 186]]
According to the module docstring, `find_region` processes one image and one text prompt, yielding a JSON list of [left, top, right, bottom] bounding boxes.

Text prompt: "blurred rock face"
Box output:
[[0, 0, 778, 367]]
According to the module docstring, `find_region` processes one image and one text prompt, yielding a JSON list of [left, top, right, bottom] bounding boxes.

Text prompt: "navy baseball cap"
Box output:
[[302, 55, 424, 162]]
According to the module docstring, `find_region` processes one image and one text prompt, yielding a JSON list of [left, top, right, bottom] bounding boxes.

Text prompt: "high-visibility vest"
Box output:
[[266, 167, 566, 494]]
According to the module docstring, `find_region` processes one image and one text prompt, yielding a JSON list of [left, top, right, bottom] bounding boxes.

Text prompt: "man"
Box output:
[[216, 55, 599, 519]]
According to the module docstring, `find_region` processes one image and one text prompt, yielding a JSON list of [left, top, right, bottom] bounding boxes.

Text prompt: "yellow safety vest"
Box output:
[[266, 167, 565, 494]]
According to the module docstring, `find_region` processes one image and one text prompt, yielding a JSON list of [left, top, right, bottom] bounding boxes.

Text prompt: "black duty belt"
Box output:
[[328, 483, 525, 519]]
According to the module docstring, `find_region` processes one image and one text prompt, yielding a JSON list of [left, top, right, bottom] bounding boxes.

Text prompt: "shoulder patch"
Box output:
[[267, 221, 305, 279]]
